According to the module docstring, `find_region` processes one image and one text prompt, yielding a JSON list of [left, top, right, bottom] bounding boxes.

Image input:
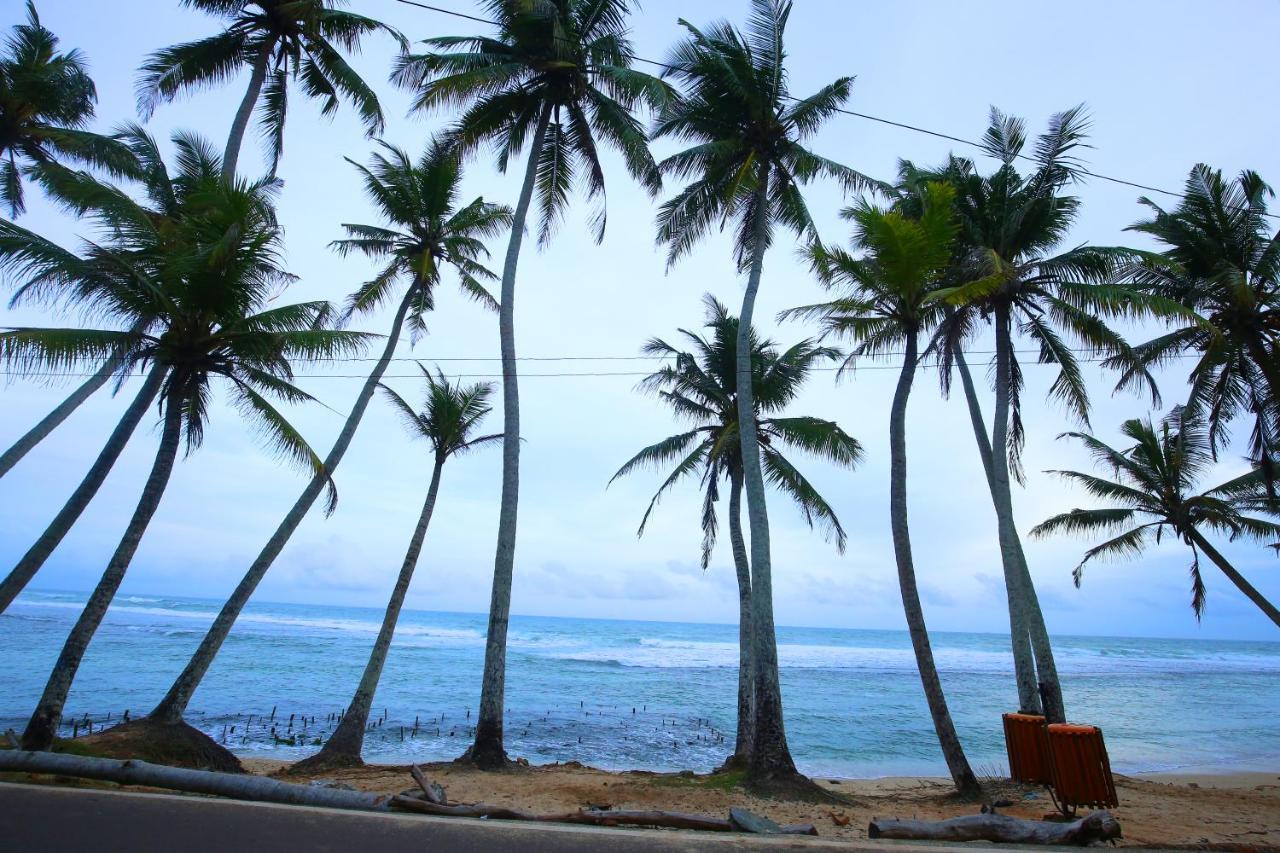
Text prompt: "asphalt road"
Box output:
[[0, 782, 991, 852]]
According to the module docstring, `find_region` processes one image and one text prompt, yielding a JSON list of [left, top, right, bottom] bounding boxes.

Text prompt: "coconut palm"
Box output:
[[0, 127, 236, 614], [652, 0, 876, 785], [610, 295, 861, 768], [147, 140, 511, 735], [1032, 408, 1280, 629], [16, 132, 368, 751], [137, 0, 405, 180], [0, 1, 135, 215], [919, 107, 1152, 722], [1111, 165, 1280, 483], [783, 182, 981, 795], [392, 0, 669, 768], [294, 367, 500, 771]]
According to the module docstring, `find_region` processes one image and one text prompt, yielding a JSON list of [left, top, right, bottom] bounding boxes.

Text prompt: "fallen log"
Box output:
[[409, 764, 447, 805], [0, 750, 390, 812], [868, 811, 1121, 846]]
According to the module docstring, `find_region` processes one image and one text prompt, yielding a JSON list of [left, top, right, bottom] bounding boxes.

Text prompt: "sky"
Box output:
[[3, 0, 1280, 642]]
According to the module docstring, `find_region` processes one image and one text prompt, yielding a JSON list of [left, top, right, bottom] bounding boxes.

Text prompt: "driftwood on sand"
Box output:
[[0, 750, 389, 812], [868, 810, 1122, 846]]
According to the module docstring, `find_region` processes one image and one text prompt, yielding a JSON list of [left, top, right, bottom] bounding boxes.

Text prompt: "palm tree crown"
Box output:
[[0, 1, 134, 215], [1032, 408, 1280, 620], [611, 294, 862, 569], [380, 365, 502, 462], [652, 0, 878, 268], [1115, 165, 1280, 473], [393, 0, 670, 244], [333, 140, 513, 338], [138, 0, 405, 174]]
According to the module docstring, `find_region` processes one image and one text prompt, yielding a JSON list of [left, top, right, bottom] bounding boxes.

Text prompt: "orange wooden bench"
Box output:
[[1002, 712, 1051, 784], [1045, 723, 1118, 813]]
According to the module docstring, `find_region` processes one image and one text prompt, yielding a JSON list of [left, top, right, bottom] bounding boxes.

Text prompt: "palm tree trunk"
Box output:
[[147, 289, 416, 724], [727, 465, 754, 768], [1188, 529, 1280, 627], [222, 41, 273, 182], [299, 458, 446, 768], [0, 365, 112, 480], [21, 394, 183, 751], [469, 109, 552, 770], [954, 348, 1042, 715], [891, 331, 980, 796], [0, 363, 167, 616], [736, 173, 797, 782]]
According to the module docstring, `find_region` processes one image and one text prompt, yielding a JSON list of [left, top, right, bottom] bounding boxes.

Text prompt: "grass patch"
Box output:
[[650, 769, 747, 792]]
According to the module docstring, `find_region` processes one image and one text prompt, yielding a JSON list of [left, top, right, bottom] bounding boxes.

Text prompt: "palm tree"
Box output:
[[0, 1, 135, 215], [1032, 408, 1280, 629], [1111, 165, 1280, 483], [393, 0, 668, 768], [920, 107, 1150, 723], [651, 0, 876, 785], [785, 182, 980, 795], [147, 140, 510, 734], [610, 295, 861, 769], [137, 0, 405, 180], [0, 127, 228, 614], [294, 367, 500, 771], [17, 132, 367, 751]]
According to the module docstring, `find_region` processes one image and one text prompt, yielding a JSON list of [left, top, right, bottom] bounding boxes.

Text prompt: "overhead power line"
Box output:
[[388, 0, 1277, 218]]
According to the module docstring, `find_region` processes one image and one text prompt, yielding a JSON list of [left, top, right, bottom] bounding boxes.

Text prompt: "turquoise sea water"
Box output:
[[1, 589, 1278, 777]]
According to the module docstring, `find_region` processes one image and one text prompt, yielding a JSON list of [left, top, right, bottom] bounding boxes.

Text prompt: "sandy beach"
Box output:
[[229, 758, 1280, 848]]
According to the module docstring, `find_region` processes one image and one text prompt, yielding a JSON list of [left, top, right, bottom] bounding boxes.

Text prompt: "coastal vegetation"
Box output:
[[0, 0, 1277, 800]]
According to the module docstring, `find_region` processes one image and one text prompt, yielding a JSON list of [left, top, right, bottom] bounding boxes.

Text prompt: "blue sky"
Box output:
[[3, 0, 1280, 641]]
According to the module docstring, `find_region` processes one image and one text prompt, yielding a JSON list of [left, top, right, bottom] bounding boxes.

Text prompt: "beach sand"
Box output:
[[241, 758, 1280, 848]]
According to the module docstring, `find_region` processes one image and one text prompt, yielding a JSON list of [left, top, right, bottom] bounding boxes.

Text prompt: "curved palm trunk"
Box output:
[[469, 110, 552, 770], [299, 458, 446, 768], [0, 364, 113, 480], [727, 466, 754, 767], [148, 291, 416, 724], [222, 41, 273, 182], [0, 364, 167, 616], [21, 395, 183, 751], [988, 317, 1066, 722], [737, 175, 797, 781], [954, 348, 1041, 715], [1188, 529, 1280, 628], [891, 332, 980, 796]]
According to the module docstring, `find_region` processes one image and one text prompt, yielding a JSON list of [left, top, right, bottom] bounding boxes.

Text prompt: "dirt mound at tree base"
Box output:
[[69, 718, 244, 773]]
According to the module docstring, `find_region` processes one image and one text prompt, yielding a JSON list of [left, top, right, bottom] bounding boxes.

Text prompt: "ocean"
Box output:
[[2, 589, 1278, 778]]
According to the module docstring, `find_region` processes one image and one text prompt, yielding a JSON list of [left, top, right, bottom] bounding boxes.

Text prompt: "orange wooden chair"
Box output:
[[1002, 712, 1051, 784], [1045, 723, 1119, 814]]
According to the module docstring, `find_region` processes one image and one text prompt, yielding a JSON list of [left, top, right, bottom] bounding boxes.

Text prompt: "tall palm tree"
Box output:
[[0, 1, 134, 215], [785, 182, 981, 795], [610, 295, 861, 768], [652, 0, 876, 785], [137, 0, 405, 180], [147, 141, 510, 734], [0, 2, 142, 477], [1032, 408, 1280, 628], [0, 127, 230, 615], [1111, 165, 1280, 483], [920, 108, 1150, 723], [295, 367, 500, 771], [393, 0, 668, 768], [17, 132, 367, 751]]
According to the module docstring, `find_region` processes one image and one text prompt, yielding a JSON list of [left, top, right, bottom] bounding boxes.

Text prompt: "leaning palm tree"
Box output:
[[146, 141, 510, 738], [0, 127, 232, 614], [137, 0, 405, 180], [610, 295, 861, 769], [1111, 165, 1280, 484], [784, 182, 981, 795], [0, 1, 135, 215], [652, 0, 877, 786], [1032, 408, 1280, 629], [393, 0, 669, 768], [920, 108, 1153, 722], [17, 133, 367, 751], [294, 367, 500, 771]]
